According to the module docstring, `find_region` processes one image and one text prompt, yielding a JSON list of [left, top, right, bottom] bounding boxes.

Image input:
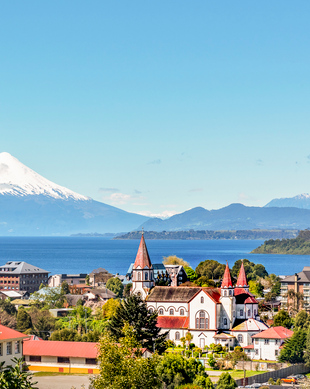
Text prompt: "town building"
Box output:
[[0, 324, 28, 366], [89, 268, 113, 287], [250, 326, 293, 361], [131, 235, 267, 349], [48, 273, 88, 288], [0, 261, 49, 293], [280, 267, 310, 312]]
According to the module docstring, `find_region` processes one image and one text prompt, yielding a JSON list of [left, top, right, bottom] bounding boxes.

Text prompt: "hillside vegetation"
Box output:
[[251, 229, 310, 254]]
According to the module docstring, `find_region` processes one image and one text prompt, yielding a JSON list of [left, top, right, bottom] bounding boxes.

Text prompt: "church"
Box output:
[[131, 234, 268, 349]]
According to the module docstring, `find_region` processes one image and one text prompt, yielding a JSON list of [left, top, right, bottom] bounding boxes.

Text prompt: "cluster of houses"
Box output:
[[0, 234, 302, 373]]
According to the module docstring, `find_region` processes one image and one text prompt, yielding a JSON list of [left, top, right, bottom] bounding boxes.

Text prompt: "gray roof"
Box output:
[[281, 267, 310, 283], [90, 267, 111, 275], [87, 287, 116, 299], [147, 286, 201, 302], [0, 261, 49, 275]]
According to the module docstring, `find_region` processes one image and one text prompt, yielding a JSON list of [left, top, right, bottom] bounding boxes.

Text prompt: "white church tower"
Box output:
[[220, 262, 235, 329], [131, 232, 154, 300]]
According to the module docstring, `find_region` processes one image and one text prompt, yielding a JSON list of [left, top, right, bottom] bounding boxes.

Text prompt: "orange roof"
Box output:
[[202, 288, 221, 303], [221, 263, 233, 288], [157, 316, 189, 329], [243, 344, 254, 349], [133, 234, 152, 269], [236, 262, 248, 287], [252, 326, 293, 340], [0, 324, 28, 341], [23, 339, 98, 358]]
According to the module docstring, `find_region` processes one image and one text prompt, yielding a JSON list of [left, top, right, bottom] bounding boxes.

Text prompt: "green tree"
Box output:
[[195, 260, 226, 280], [30, 286, 64, 309], [123, 283, 132, 297], [60, 281, 70, 295], [28, 307, 55, 340], [85, 274, 90, 286], [278, 329, 306, 363], [163, 256, 189, 267], [304, 326, 310, 367], [184, 267, 197, 282], [102, 298, 121, 320], [16, 307, 32, 333], [216, 372, 237, 389], [249, 280, 264, 297], [50, 328, 81, 341], [232, 259, 268, 281], [156, 352, 209, 388], [0, 358, 38, 388], [273, 310, 293, 329], [106, 277, 124, 298], [92, 323, 159, 389], [194, 277, 215, 287], [0, 299, 17, 316], [107, 294, 168, 352], [294, 310, 310, 331]]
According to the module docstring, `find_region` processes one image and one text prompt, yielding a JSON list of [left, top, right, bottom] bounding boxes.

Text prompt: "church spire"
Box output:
[[221, 262, 233, 288], [133, 233, 152, 269], [236, 261, 248, 288]]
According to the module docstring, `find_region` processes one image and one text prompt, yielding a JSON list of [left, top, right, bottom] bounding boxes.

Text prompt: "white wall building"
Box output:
[[0, 324, 28, 366]]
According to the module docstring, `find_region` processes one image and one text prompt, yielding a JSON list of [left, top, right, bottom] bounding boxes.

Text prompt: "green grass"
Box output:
[[206, 370, 267, 379], [33, 372, 89, 377]]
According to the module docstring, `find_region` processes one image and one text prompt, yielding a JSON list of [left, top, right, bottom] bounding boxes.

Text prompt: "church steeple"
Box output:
[[131, 232, 154, 300], [221, 262, 233, 289], [236, 261, 248, 288]]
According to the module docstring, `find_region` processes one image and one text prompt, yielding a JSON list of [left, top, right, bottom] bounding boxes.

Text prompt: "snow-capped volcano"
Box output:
[[0, 152, 88, 201], [265, 193, 310, 209]]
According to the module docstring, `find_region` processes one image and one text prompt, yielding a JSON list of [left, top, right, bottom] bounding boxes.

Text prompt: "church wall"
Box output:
[[188, 291, 217, 330], [146, 301, 188, 316], [191, 330, 217, 348]]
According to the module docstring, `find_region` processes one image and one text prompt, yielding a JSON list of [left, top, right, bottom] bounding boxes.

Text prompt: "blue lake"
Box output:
[[0, 237, 307, 276]]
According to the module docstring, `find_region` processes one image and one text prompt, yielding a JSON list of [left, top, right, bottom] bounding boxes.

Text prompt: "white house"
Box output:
[[0, 324, 28, 366], [250, 326, 293, 361], [131, 235, 267, 349]]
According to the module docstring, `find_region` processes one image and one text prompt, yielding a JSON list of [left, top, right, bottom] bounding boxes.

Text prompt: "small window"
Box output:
[[264, 339, 269, 345], [255, 339, 259, 344], [86, 358, 97, 365], [248, 309, 251, 316], [138, 273, 141, 281], [238, 334, 243, 343], [255, 349, 259, 355], [175, 332, 180, 340], [240, 310, 244, 317], [275, 350, 278, 356], [224, 318, 227, 325], [30, 355, 41, 362], [58, 357, 70, 363], [6, 342, 12, 355], [229, 290, 232, 296], [275, 339, 279, 345], [224, 290, 227, 296], [169, 309, 174, 315], [15, 341, 20, 354], [200, 296, 204, 303], [149, 308, 154, 313], [180, 309, 184, 315], [159, 308, 164, 315], [145, 273, 148, 281]]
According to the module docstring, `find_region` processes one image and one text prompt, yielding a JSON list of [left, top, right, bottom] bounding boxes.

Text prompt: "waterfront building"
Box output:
[[280, 267, 310, 312], [0, 261, 49, 293], [131, 236, 266, 348]]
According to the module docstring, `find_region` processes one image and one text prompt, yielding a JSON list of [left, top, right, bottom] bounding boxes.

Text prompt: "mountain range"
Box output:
[[1, 152, 310, 235], [0, 153, 148, 235]]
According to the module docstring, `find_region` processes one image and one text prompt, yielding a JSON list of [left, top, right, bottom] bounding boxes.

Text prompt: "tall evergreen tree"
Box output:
[[216, 372, 237, 389], [16, 307, 32, 333], [107, 294, 168, 352], [278, 329, 306, 364]]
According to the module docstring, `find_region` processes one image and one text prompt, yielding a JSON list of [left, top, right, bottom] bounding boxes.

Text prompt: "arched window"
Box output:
[[224, 318, 227, 325], [159, 308, 164, 315], [201, 296, 204, 303], [169, 309, 174, 315], [229, 290, 232, 296], [238, 334, 243, 343], [138, 272, 141, 281], [248, 309, 251, 316], [145, 272, 148, 281], [195, 311, 209, 329], [180, 309, 184, 315], [240, 309, 244, 317], [175, 332, 180, 340], [224, 290, 227, 296], [149, 308, 154, 313]]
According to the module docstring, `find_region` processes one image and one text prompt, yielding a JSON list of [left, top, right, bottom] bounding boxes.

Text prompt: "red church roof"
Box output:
[[157, 316, 189, 329], [236, 262, 248, 287], [133, 234, 152, 269], [221, 263, 233, 288]]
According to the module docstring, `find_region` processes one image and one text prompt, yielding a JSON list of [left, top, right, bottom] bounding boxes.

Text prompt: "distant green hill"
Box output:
[[251, 229, 310, 254]]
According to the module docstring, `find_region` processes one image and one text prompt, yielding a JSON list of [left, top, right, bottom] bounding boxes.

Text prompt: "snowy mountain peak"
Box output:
[[0, 152, 89, 201]]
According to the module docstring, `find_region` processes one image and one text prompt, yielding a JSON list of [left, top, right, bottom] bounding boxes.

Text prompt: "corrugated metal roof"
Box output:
[[0, 324, 28, 341], [252, 326, 293, 340], [157, 316, 189, 329], [23, 339, 98, 358]]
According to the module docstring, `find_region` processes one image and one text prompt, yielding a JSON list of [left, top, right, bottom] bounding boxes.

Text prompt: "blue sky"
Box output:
[[1, 1, 310, 217]]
